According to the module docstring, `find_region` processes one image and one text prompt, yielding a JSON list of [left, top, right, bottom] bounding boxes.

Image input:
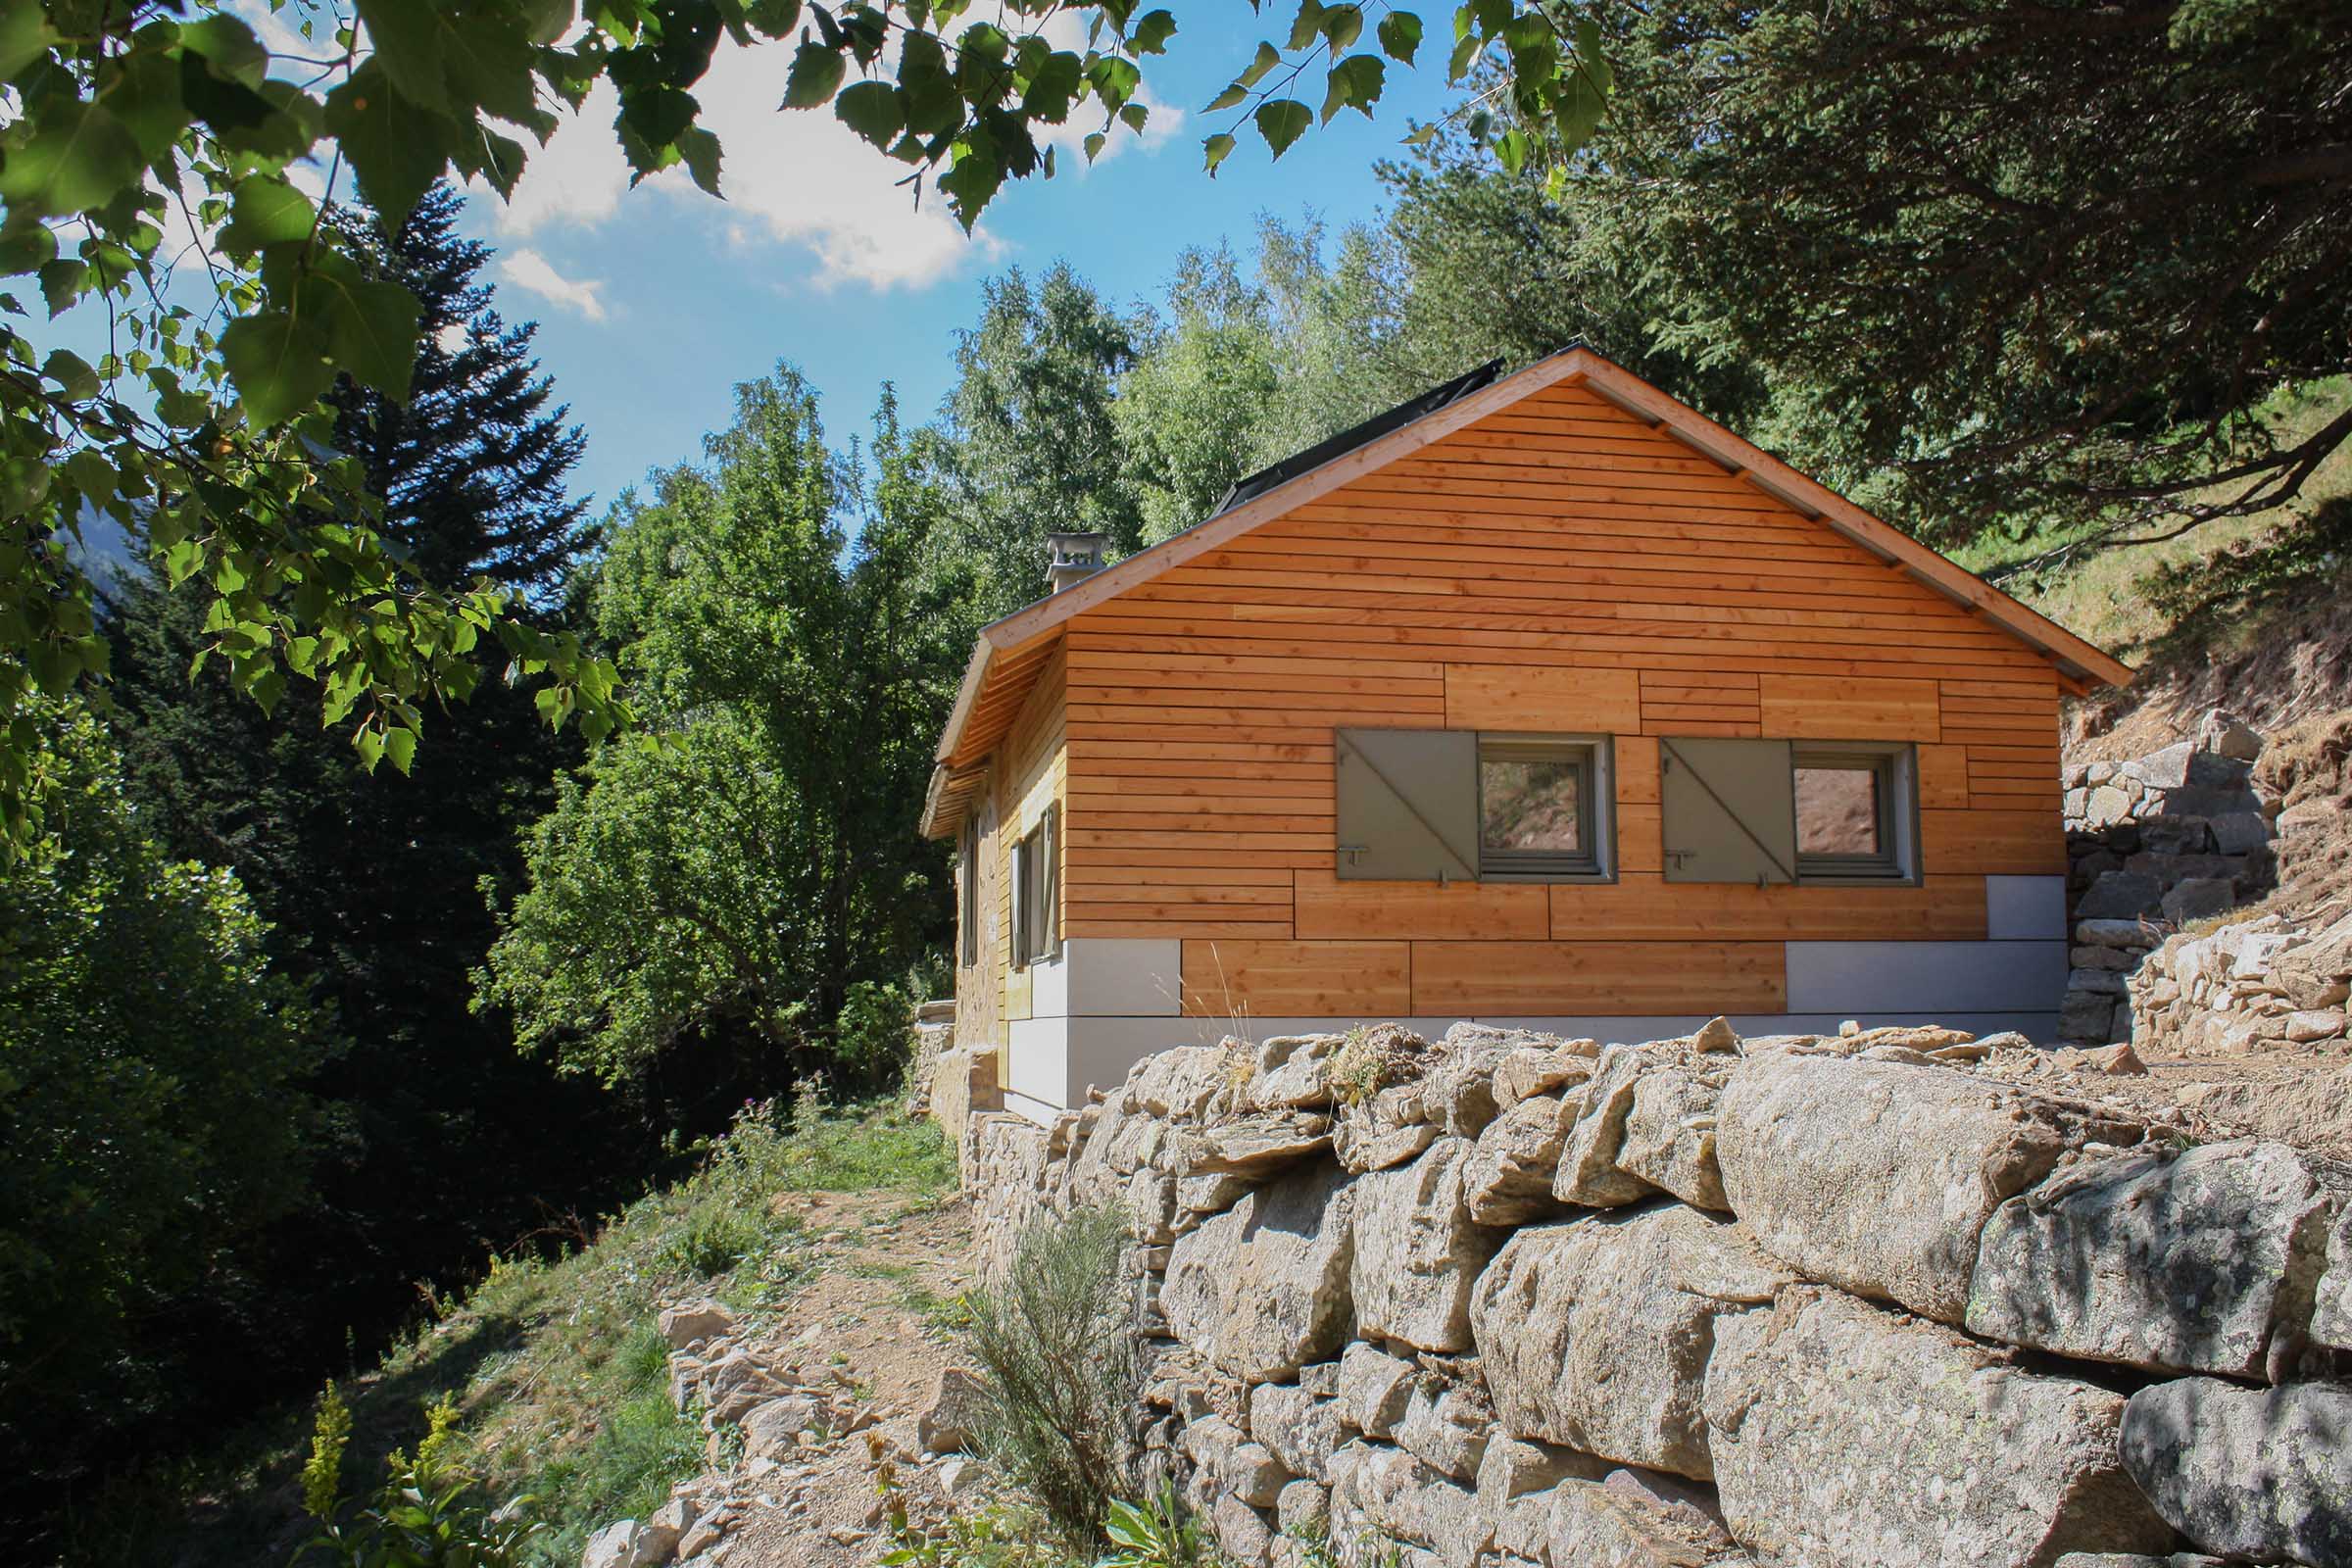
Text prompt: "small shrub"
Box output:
[[293, 1396, 541, 1567], [961, 1204, 1143, 1544], [1099, 1484, 1210, 1568], [661, 1202, 762, 1277], [300, 1384, 353, 1521]]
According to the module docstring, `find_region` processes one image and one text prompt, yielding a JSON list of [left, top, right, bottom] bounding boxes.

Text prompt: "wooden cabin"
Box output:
[[918, 348, 2132, 1122]]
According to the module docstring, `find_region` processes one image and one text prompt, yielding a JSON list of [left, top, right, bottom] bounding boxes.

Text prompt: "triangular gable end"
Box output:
[[920, 346, 2131, 837]]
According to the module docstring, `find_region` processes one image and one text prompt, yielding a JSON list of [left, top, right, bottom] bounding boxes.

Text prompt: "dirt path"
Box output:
[[678, 1188, 981, 1568]]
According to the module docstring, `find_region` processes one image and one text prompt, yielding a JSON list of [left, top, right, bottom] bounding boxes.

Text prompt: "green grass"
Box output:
[[64, 1098, 955, 1568]]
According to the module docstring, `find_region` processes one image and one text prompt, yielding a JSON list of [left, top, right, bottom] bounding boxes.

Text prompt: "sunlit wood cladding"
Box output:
[[1409, 941, 1788, 1015], [1638, 668, 1762, 736], [1756, 675, 1941, 741], [1919, 744, 1972, 808], [1617, 737, 1662, 805], [1547, 874, 1987, 943], [1180, 939, 1409, 1017], [1446, 665, 1642, 731], [1295, 869, 1549, 941], [1923, 808, 2067, 875]]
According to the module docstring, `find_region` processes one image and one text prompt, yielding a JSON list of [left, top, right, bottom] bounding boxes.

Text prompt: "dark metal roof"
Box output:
[[1209, 357, 1506, 518]]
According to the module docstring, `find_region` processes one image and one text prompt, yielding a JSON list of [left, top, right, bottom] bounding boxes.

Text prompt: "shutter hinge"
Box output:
[[1338, 843, 1368, 866]]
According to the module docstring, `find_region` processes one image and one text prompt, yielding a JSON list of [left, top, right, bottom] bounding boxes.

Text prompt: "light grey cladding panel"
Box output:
[[1784, 941, 2070, 1014], [1985, 875, 2067, 940], [1336, 728, 1479, 881], [1660, 737, 1796, 885]]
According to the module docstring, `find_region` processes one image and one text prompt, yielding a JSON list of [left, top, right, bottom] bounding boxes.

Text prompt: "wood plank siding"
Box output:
[[1045, 377, 2067, 1020], [955, 647, 1066, 1051]]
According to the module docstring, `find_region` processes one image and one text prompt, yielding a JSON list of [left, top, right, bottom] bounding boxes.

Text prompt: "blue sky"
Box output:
[[442, 14, 1465, 514]]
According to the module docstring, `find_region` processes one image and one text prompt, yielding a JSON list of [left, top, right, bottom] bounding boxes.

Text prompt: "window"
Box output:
[[1477, 737, 1609, 880], [1793, 746, 1913, 882], [1009, 805, 1060, 967], [959, 818, 979, 968]]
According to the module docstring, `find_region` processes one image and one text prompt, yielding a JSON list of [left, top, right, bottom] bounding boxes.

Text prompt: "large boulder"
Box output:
[[1475, 1437, 1607, 1561], [1470, 1204, 1760, 1480], [2311, 1201, 2352, 1353], [1339, 1342, 1420, 1439], [1544, 1471, 1740, 1568], [1967, 1140, 2345, 1377], [1616, 1052, 1736, 1211], [1394, 1380, 1493, 1481], [1462, 1094, 1578, 1226], [1161, 1157, 1356, 1381], [1350, 1139, 1503, 1353], [1171, 1113, 1334, 1179], [1716, 1053, 2106, 1322], [1552, 1043, 1665, 1207], [2119, 1377, 2352, 1566], [1703, 1288, 2173, 1568], [1326, 1440, 1478, 1556]]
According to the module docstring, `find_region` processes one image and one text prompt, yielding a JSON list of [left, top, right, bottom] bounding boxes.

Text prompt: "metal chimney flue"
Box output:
[[1044, 530, 1109, 594]]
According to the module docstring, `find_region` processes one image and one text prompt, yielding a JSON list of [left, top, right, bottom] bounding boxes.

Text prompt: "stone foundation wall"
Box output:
[[2058, 716, 2278, 1046], [964, 1021, 2352, 1568], [2130, 909, 2352, 1057]]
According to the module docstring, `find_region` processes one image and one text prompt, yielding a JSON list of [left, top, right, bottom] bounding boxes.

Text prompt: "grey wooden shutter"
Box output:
[[1660, 737, 1797, 884], [1335, 728, 1479, 881], [1041, 805, 1060, 951], [1009, 833, 1032, 966]]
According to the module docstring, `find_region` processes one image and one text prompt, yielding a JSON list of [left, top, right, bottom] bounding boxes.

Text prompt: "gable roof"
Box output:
[[919, 345, 2132, 838]]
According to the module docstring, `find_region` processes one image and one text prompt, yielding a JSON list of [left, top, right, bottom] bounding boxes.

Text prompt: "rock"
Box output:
[[631, 1498, 699, 1567], [1350, 1139, 1504, 1352], [2054, 1556, 2228, 1568], [1172, 1114, 1332, 1178], [1130, 1045, 1242, 1120], [1422, 1038, 1513, 1137], [1475, 1437, 1607, 1560], [1339, 1343, 1419, 1439], [2079, 918, 2164, 949], [1705, 1288, 2172, 1568], [1225, 1440, 1295, 1508], [2287, 1008, 2348, 1043], [1335, 1118, 1440, 1175], [1162, 1157, 1356, 1381], [1551, 1044, 1659, 1206], [580, 1521, 639, 1568], [1275, 1478, 1330, 1537], [2209, 810, 2272, 856], [1394, 1381, 1492, 1480], [1249, 1381, 1348, 1482], [1471, 1204, 1748, 1480], [2080, 871, 2165, 920], [675, 1514, 729, 1559], [740, 1395, 826, 1458], [658, 1299, 735, 1349], [918, 1365, 989, 1455], [1544, 1471, 1737, 1568], [2163, 877, 2238, 924], [2120, 1378, 2352, 1566], [1615, 1053, 1735, 1211], [1326, 1439, 1476, 1554], [1209, 1493, 1275, 1567], [1462, 1094, 1575, 1225], [2315, 1204, 2352, 1352], [937, 1454, 979, 1499], [1494, 1044, 1598, 1110], [1967, 1140, 2345, 1377], [1716, 1053, 2094, 1322], [2196, 710, 2263, 761], [1178, 1170, 1257, 1214]]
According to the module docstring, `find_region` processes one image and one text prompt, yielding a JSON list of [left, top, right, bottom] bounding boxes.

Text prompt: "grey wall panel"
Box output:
[[1785, 940, 2069, 1013]]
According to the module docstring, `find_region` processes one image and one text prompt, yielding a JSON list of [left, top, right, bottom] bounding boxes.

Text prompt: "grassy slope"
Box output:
[[1950, 377, 2351, 664], [69, 1100, 956, 1568]]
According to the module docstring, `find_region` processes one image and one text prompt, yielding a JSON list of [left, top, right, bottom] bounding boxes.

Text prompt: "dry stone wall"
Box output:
[[965, 1019, 2352, 1568]]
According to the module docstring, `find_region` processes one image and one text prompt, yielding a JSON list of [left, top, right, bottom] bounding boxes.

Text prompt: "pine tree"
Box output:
[[100, 186, 666, 1408]]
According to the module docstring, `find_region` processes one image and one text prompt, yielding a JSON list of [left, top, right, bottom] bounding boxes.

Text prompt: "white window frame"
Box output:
[[1475, 733, 1617, 883]]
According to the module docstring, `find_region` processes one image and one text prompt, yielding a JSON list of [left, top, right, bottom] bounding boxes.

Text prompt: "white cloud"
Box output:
[[497, 249, 610, 320], [477, 20, 1179, 291]]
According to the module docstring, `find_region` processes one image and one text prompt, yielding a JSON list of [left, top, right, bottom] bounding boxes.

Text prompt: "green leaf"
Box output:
[[1321, 4, 1363, 49], [1287, 0, 1326, 50], [1321, 53, 1384, 122], [40, 349, 98, 402], [1238, 40, 1282, 88], [936, 132, 1002, 227], [0, 7, 54, 80], [1131, 9, 1177, 53], [1119, 102, 1149, 134], [313, 276, 423, 401], [37, 259, 86, 316], [355, 725, 387, 772], [0, 224, 57, 276], [1494, 125, 1530, 173], [1204, 80, 1248, 113], [1018, 49, 1083, 122], [326, 64, 454, 223], [1083, 130, 1107, 162], [0, 102, 146, 220], [835, 81, 904, 147], [1378, 12, 1423, 64], [355, 0, 453, 112], [220, 309, 336, 427], [1447, 28, 1482, 81], [782, 42, 847, 108], [1088, 56, 1142, 113], [676, 126, 724, 195], [177, 16, 270, 85], [218, 178, 318, 255], [1202, 130, 1238, 172], [745, 0, 805, 37], [1253, 98, 1311, 158], [383, 725, 418, 775]]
